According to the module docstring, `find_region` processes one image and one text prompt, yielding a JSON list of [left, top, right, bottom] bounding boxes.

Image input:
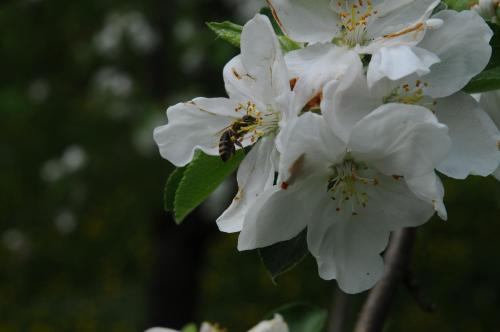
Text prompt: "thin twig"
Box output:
[[404, 270, 437, 313], [353, 228, 416, 332]]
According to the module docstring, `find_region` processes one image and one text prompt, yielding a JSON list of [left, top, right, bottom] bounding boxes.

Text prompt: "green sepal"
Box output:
[[206, 21, 243, 48], [259, 230, 309, 282]]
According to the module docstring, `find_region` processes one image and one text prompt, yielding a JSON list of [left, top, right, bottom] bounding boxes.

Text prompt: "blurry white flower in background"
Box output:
[[174, 19, 196, 43], [2, 228, 29, 253], [94, 67, 134, 98], [180, 47, 204, 74], [61, 146, 87, 173], [94, 11, 158, 56], [54, 209, 78, 235], [223, 0, 266, 21], [40, 145, 88, 182], [27, 78, 51, 104]]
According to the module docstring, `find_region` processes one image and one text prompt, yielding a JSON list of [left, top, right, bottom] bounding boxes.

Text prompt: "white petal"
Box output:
[[322, 70, 382, 143], [237, 176, 324, 251], [494, 167, 500, 180], [267, 0, 340, 43], [153, 98, 239, 167], [478, 90, 500, 127], [367, 45, 440, 87], [436, 93, 500, 179], [418, 10, 493, 98], [286, 44, 362, 114], [306, 193, 388, 293], [406, 172, 447, 220], [240, 14, 290, 105], [349, 103, 451, 178], [248, 314, 289, 332], [308, 173, 434, 293], [217, 137, 278, 233], [276, 112, 345, 184], [367, 0, 439, 39], [223, 56, 265, 107], [368, 174, 436, 229], [144, 328, 178, 332]]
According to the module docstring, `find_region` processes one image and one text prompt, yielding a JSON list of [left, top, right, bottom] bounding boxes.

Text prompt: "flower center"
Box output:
[[383, 80, 437, 111], [232, 101, 280, 143], [335, 0, 377, 47], [327, 159, 379, 215]]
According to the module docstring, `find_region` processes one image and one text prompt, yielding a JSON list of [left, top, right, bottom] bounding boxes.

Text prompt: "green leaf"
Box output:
[[174, 150, 244, 223], [206, 21, 243, 48], [267, 303, 328, 332], [442, 0, 470, 11], [181, 323, 197, 332], [259, 230, 309, 282], [164, 167, 186, 213], [464, 66, 500, 93]]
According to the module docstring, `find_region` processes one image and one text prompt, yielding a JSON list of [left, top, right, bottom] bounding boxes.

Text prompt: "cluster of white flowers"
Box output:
[[146, 314, 288, 332], [154, 0, 500, 294]]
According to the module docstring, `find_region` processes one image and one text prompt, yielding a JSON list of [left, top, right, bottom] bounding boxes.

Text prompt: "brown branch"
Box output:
[[353, 228, 417, 332], [404, 270, 437, 313], [328, 285, 350, 332]]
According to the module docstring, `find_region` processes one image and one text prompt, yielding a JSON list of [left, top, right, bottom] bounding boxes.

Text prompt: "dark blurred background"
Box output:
[[0, 0, 499, 331]]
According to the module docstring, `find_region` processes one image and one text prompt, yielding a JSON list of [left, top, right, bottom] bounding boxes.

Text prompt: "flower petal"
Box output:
[[240, 14, 290, 105], [153, 98, 239, 167], [406, 172, 447, 220], [267, 0, 340, 43], [308, 173, 434, 293], [322, 69, 382, 143], [217, 137, 278, 233], [313, 220, 387, 294], [349, 103, 451, 178], [237, 177, 323, 251], [418, 10, 493, 98], [223, 55, 264, 107], [248, 314, 289, 332], [494, 167, 500, 180], [276, 112, 345, 184], [285, 44, 362, 114], [367, 45, 440, 87], [367, 0, 439, 39], [436, 93, 500, 179], [478, 90, 500, 128]]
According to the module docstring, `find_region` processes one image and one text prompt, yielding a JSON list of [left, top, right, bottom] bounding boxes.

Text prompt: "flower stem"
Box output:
[[353, 228, 416, 332]]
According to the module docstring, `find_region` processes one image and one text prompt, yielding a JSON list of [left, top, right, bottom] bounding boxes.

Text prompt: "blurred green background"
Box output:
[[0, 0, 499, 331]]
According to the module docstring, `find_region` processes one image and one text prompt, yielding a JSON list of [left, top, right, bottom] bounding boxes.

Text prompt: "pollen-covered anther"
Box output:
[[384, 80, 436, 110], [336, 0, 375, 47], [327, 160, 377, 216]]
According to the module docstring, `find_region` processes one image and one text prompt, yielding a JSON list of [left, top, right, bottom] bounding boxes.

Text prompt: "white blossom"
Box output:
[[267, 1, 492, 88], [145, 315, 288, 332], [154, 15, 292, 233], [476, 90, 500, 180], [323, 55, 500, 182], [238, 105, 451, 293]]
